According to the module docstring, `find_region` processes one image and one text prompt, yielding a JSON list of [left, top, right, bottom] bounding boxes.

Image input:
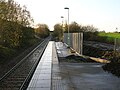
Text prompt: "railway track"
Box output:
[[0, 38, 50, 90]]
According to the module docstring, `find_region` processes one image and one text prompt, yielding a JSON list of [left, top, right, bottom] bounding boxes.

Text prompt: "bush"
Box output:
[[0, 45, 15, 60], [102, 62, 120, 77]]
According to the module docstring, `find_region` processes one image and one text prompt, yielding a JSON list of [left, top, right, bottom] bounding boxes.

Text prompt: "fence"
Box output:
[[63, 33, 83, 55], [114, 38, 120, 52]]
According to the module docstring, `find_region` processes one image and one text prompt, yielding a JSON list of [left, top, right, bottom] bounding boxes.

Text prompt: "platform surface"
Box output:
[[53, 42, 120, 90], [27, 41, 120, 90], [55, 42, 73, 57], [27, 41, 53, 90], [52, 63, 120, 90]]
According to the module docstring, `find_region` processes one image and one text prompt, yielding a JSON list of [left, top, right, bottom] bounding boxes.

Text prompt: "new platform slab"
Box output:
[[52, 42, 120, 90]]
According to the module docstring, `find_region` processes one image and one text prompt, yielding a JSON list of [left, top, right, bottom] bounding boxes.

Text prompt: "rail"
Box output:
[[0, 37, 50, 90]]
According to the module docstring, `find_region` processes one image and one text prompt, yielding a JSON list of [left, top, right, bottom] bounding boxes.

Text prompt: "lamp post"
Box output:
[[61, 16, 64, 41], [64, 7, 70, 47], [61, 16, 64, 26]]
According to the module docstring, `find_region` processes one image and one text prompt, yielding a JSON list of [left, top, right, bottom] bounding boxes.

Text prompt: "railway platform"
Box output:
[[27, 41, 120, 90], [27, 41, 55, 90]]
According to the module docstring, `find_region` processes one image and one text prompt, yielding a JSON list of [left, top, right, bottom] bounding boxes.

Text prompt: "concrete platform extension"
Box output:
[[56, 42, 110, 63], [57, 63, 120, 90], [54, 42, 120, 90]]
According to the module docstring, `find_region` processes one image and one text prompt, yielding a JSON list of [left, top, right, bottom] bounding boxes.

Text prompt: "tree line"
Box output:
[[0, 0, 34, 48], [0, 0, 50, 60], [35, 24, 50, 38], [53, 21, 98, 41]]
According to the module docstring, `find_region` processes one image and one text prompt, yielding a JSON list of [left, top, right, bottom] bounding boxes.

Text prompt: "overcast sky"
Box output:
[[14, 0, 120, 32]]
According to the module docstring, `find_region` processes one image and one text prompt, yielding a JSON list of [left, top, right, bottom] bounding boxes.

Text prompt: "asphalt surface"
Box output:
[[53, 42, 120, 90], [52, 63, 120, 90]]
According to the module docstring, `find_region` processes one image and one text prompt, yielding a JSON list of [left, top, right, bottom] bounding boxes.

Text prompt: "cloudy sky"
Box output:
[[14, 0, 120, 32]]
